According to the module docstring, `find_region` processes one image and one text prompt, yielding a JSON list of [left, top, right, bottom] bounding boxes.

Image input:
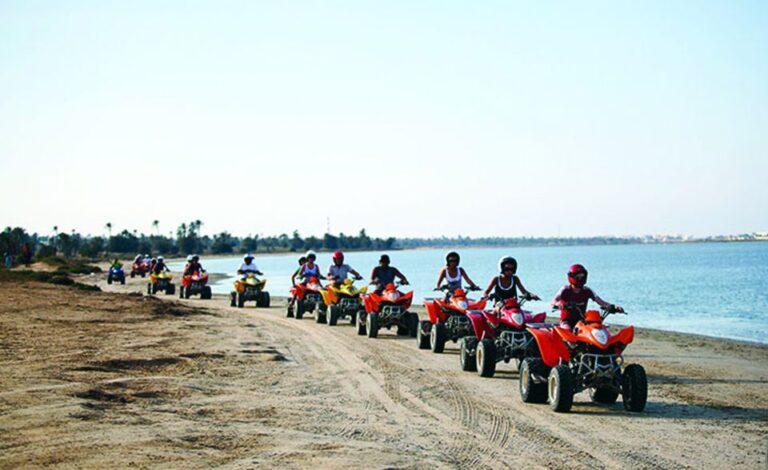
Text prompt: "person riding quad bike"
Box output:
[[152, 256, 170, 274], [148, 256, 175, 295], [297, 250, 322, 283], [238, 253, 263, 279], [552, 264, 624, 331], [435, 251, 479, 299], [287, 256, 308, 316], [370, 254, 409, 294], [183, 254, 204, 276], [483, 256, 540, 305], [327, 250, 362, 285], [107, 258, 126, 285]]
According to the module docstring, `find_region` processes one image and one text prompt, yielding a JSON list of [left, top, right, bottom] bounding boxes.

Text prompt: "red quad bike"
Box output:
[[131, 259, 150, 278], [288, 277, 328, 322], [460, 295, 547, 378], [419, 286, 486, 353], [358, 282, 418, 338], [519, 304, 648, 413], [180, 271, 212, 299]]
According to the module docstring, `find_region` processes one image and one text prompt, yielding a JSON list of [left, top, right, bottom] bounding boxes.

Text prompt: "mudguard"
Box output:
[[608, 325, 635, 348], [529, 327, 571, 368], [321, 288, 337, 305], [467, 311, 496, 340], [529, 312, 547, 323]]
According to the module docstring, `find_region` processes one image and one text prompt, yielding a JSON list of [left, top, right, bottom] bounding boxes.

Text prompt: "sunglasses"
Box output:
[[448, 259, 458, 264], [502, 266, 514, 272]]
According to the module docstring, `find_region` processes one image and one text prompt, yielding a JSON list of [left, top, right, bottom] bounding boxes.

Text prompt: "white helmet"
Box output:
[[157, 256, 164, 262], [186, 255, 194, 262], [305, 250, 317, 260], [244, 253, 254, 261]]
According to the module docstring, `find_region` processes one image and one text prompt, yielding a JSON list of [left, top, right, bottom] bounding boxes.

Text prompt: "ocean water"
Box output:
[[169, 242, 768, 344]]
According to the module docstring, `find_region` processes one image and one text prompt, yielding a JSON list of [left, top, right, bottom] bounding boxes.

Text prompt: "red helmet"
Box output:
[[333, 250, 344, 262], [568, 264, 588, 287]]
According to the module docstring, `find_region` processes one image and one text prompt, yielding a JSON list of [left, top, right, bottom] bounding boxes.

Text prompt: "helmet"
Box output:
[[305, 250, 317, 261], [144, 254, 149, 258], [186, 255, 194, 262], [192, 254, 200, 261], [379, 254, 390, 264], [151, 258, 157, 263], [445, 251, 460, 265], [157, 256, 164, 262], [568, 264, 588, 287], [333, 250, 344, 262], [498, 256, 517, 274], [244, 253, 254, 261]]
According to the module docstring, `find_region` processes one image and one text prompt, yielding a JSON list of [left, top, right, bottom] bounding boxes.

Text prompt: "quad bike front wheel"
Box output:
[[147, 283, 152, 295], [460, 337, 478, 372], [366, 312, 379, 338], [548, 365, 574, 412], [476, 338, 497, 378], [296, 300, 305, 319], [107, 276, 113, 285], [519, 358, 548, 403], [357, 311, 367, 335], [286, 305, 294, 318], [179, 286, 184, 299], [166, 284, 175, 296], [258, 292, 270, 308], [328, 306, 339, 326], [237, 292, 246, 308], [417, 320, 431, 350], [201, 286, 212, 300], [407, 313, 418, 338], [622, 364, 648, 412], [430, 323, 447, 353], [120, 277, 125, 285]]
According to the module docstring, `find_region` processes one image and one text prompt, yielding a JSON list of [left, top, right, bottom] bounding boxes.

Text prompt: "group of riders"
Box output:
[[114, 250, 623, 331], [287, 250, 623, 331]]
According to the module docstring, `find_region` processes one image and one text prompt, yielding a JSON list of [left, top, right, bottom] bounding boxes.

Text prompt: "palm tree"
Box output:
[[105, 222, 112, 237], [152, 220, 159, 235]]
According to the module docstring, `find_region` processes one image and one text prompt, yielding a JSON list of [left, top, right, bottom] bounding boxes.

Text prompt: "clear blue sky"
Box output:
[[1, 1, 766, 238]]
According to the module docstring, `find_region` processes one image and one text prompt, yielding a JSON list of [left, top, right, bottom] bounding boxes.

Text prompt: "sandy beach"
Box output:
[[1, 272, 766, 469]]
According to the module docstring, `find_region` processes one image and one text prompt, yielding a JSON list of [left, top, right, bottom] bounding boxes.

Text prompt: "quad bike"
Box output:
[[230, 273, 270, 308], [358, 282, 417, 338], [459, 295, 547, 377], [130, 260, 149, 278], [180, 271, 212, 299], [419, 285, 486, 353], [519, 304, 647, 413], [287, 277, 327, 322], [147, 271, 176, 295], [320, 278, 366, 326], [107, 266, 126, 285]]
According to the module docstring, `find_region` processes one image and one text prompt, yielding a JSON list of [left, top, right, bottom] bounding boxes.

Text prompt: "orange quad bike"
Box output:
[[289, 277, 327, 322], [180, 271, 212, 300], [358, 282, 417, 338], [420, 285, 486, 353], [519, 304, 647, 413]]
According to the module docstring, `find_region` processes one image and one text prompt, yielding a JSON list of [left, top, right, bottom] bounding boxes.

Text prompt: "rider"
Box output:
[[288, 256, 308, 310], [152, 256, 170, 274], [183, 254, 204, 276], [370, 254, 409, 294], [297, 250, 322, 284], [552, 264, 624, 331], [109, 258, 123, 270], [237, 253, 263, 279], [435, 251, 479, 297], [326, 250, 362, 286], [149, 257, 157, 274], [482, 256, 540, 307]]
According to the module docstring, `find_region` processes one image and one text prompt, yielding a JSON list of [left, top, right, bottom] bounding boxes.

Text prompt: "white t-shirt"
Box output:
[[239, 262, 260, 273]]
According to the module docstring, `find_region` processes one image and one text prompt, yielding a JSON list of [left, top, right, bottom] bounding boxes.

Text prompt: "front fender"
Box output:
[[424, 300, 441, 323], [528, 326, 571, 368], [467, 311, 495, 340]]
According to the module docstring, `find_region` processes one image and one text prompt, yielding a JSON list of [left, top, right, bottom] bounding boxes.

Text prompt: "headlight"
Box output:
[[592, 328, 609, 345], [511, 313, 524, 325], [458, 301, 468, 310]]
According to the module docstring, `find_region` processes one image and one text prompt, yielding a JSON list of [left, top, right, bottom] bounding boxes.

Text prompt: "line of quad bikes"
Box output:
[[125, 261, 647, 414]]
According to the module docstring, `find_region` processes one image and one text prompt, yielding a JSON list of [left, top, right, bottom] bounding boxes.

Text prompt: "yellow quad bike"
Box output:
[[230, 274, 270, 308], [321, 278, 367, 326], [147, 271, 176, 295]]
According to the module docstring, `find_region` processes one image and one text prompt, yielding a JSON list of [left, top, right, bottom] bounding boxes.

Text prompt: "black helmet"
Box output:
[[379, 254, 390, 264], [445, 251, 460, 265], [498, 256, 517, 274]]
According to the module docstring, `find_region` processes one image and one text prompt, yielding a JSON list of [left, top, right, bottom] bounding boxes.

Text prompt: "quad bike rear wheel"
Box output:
[[476, 338, 497, 377], [107, 276, 113, 285], [184, 287, 191, 299], [286, 305, 294, 318], [591, 386, 620, 404], [430, 323, 447, 353], [120, 277, 125, 285], [328, 305, 339, 326], [622, 364, 648, 412], [166, 284, 175, 296], [179, 286, 185, 299], [548, 365, 574, 412], [407, 313, 418, 337], [130, 271, 135, 278], [460, 337, 478, 372], [357, 311, 367, 335], [230, 292, 237, 307], [366, 312, 379, 338], [417, 320, 431, 350], [519, 358, 548, 403]]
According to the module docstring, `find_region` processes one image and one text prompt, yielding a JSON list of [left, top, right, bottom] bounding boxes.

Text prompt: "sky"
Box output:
[[1, 0, 766, 239]]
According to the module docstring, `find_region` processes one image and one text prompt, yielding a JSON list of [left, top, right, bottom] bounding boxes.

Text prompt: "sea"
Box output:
[[170, 242, 768, 344]]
